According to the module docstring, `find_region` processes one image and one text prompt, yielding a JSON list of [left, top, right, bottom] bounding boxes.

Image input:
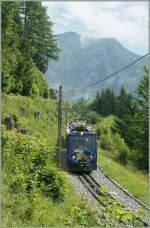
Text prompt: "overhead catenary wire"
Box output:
[[63, 53, 149, 94]]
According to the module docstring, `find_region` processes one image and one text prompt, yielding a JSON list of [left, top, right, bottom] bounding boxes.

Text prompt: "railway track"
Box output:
[[97, 166, 149, 211], [78, 174, 122, 227], [78, 171, 149, 227]]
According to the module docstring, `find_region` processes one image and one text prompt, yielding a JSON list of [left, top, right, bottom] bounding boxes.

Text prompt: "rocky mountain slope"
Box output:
[[45, 32, 147, 102]]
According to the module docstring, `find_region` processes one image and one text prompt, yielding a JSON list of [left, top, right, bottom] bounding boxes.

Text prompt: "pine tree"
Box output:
[[2, 2, 22, 93], [102, 89, 116, 116], [115, 86, 137, 147], [129, 66, 149, 170], [90, 88, 116, 116], [2, 1, 59, 98], [21, 2, 59, 73]]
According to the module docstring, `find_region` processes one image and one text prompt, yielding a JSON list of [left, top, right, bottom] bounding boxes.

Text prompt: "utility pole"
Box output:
[[58, 86, 62, 168], [65, 104, 68, 127]]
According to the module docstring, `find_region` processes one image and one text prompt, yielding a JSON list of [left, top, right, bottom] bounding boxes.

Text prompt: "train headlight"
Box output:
[[90, 154, 94, 159], [72, 155, 76, 160]]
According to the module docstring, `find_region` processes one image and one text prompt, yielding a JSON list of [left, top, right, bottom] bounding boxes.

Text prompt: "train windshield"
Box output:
[[70, 135, 96, 150]]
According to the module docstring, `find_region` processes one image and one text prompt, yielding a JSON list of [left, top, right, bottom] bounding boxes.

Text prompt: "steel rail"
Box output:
[[95, 167, 149, 226], [78, 174, 134, 226], [78, 174, 124, 226], [97, 166, 149, 211], [78, 172, 149, 226], [78, 175, 106, 206]]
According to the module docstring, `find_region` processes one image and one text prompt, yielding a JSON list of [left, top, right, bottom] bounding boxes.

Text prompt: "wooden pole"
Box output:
[[58, 86, 62, 168], [65, 104, 68, 127]]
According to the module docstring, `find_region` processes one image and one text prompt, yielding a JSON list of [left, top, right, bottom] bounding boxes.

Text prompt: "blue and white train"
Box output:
[[66, 122, 97, 172]]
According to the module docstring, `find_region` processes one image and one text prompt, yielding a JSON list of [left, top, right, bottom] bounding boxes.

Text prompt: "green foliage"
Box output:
[[115, 86, 137, 147], [65, 199, 101, 226], [72, 98, 99, 124], [85, 111, 100, 124], [129, 66, 149, 170], [98, 152, 148, 205], [2, 94, 101, 226], [36, 166, 65, 201], [112, 133, 129, 165], [115, 67, 149, 170], [90, 88, 116, 116], [99, 191, 144, 227], [20, 61, 49, 98], [72, 97, 89, 110], [2, 127, 101, 226], [2, 129, 58, 195], [89, 67, 148, 170], [94, 67, 148, 170], [2, 2, 22, 93], [49, 88, 58, 99], [21, 2, 59, 73], [2, 94, 58, 143], [2, 1, 59, 97], [96, 116, 129, 165]]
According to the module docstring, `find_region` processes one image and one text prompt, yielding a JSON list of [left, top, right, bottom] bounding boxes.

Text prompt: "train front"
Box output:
[[67, 130, 97, 172]]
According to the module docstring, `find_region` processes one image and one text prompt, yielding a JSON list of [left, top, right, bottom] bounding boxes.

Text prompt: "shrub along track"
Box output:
[[77, 170, 149, 227]]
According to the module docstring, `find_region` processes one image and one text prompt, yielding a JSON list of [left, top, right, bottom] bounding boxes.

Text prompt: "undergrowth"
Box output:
[[2, 94, 101, 226], [97, 185, 146, 227]]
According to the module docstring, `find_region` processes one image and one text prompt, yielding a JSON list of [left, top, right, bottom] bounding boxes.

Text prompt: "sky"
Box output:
[[42, 1, 148, 55]]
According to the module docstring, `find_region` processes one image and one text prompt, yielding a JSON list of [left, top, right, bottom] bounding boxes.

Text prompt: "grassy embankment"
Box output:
[[2, 94, 101, 227], [96, 115, 148, 205], [98, 151, 148, 205]]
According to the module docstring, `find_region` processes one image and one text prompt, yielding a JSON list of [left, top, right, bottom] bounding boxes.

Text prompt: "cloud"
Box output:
[[42, 1, 148, 55]]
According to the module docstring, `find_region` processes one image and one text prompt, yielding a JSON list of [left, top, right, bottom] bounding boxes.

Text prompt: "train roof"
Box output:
[[67, 130, 96, 136], [67, 121, 96, 135]]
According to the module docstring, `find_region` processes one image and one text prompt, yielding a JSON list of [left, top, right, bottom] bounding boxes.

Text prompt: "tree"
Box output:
[[72, 97, 88, 110], [19, 59, 49, 98], [115, 68, 149, 170], [89, 92, 100, 112], [2, 1, 59, 98], [21, 2, 59, 73], [49, 88, 57, 99], [115, 86, 137, 147], [90, 88, 116, 116], [129, 66, 149, 170], [2, 2, 22, 93]]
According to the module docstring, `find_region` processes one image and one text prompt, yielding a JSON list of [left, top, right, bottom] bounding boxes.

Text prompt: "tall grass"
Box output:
[[98, 151, 148, 205]]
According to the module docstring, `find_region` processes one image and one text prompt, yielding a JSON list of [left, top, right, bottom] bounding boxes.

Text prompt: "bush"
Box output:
[[96, 116, 129, 165], [2, 129, 63, 199], [65, 198, 101, 226], [36, 166, 65, 202], [86, 111, 99, 124], [112, 133, 129, 165], [100, 133, 113, 150], [96, 116, 114, 150]]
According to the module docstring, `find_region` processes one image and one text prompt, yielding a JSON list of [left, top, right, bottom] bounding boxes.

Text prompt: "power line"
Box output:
[[63, 53, 149, 94]]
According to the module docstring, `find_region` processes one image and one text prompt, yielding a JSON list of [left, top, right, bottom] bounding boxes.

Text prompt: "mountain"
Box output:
[[45, 31, 147, 102]]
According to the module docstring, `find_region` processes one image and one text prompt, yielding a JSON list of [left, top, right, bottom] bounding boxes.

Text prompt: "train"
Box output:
[[66, 121, 97, 172]]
